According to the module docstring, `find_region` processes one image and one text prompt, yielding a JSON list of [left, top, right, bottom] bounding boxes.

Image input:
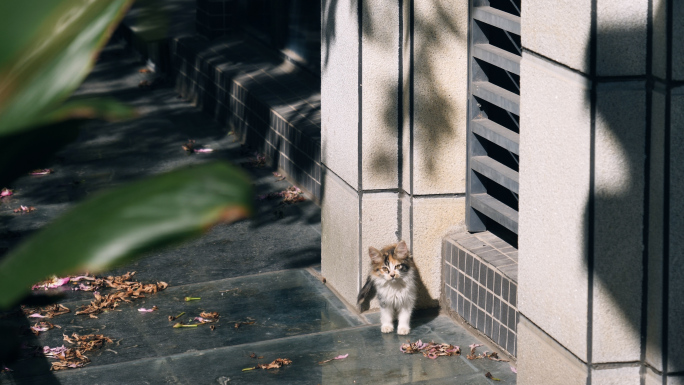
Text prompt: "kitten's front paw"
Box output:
[[381, 324, 394, 333], [397, 326, 410, 335]]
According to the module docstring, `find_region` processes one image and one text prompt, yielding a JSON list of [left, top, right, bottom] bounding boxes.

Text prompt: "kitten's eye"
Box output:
[[396, 264, 405, 271], [381, 266, 390, 273]]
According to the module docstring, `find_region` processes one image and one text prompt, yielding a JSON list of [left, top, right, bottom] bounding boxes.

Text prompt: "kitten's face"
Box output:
[[369, 241, 412, 282]]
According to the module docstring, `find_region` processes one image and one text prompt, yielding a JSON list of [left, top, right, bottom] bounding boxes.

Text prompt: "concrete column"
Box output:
[[518, 0, 683, 383], [321, 0, 468, 310]]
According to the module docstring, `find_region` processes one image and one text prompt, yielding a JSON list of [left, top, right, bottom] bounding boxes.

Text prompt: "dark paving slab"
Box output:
[[2, 270, 362, 382], [7, 316, 515, 385]]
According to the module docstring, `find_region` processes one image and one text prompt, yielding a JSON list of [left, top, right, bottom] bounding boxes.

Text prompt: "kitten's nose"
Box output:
[[390, 273, 395, 278]]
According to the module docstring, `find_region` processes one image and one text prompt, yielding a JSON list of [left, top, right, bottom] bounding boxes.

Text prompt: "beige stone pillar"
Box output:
[[321, 0, 468, 310], [517, 0, 683, 383]]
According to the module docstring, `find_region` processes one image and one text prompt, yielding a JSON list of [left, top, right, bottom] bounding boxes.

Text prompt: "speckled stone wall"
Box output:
[[518, 0, 684, 383], [320, 0, 469, 310]]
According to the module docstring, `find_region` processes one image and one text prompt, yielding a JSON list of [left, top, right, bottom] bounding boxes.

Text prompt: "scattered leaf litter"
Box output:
[[43, 334, 113, 371], [22, 304, 70, 319], [257, 185, 305, 203], [63, 333, 113, 352], [194, 311, 220, 324], [32, 273, 103, 292], [466, 344, 508, 362], [75, 272, 168, 316], [242, 358, 292, 371], [182, 139, 213, 154], [400, 340, 461, 359], [13, 205, 35, 213], [247, 152, 266, 167], [29, 321, 60, 336], [467, 343, 484, 360], [233, 317, 255, 329]]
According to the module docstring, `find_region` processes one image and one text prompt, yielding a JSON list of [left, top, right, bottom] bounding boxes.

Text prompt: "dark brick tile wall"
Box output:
[[196, 0, 239, 40], [170, 36, 322, 201], [443, 232, 519, 357]]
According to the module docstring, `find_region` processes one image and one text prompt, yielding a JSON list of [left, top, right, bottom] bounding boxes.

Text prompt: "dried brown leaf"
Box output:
[[234, 320, 255, 329], [485, 372, 501, 381], [22, 304, 70, 319], [245, 358, 292, 371], [199, 311, 219, 320], [76, 273, 167, 316]]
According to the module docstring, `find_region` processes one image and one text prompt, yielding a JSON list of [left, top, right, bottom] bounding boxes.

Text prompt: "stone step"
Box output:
[[443, 231, 519, 357]]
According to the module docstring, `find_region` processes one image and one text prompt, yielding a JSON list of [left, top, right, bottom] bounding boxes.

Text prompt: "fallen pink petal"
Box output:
[[29, 169, 54, 175], [43, 345, 68, 357], [32, 277, 71, 290], [28, 313, 48, 318], [51, 278, 71, 288], [70, 275, 96, 282], [1, 188, 12, 197], [138, 306, 158, 313], [193, 148, 213, 153], [511, 366, 517, 374], [14, 205, 36, 213], [334, 354, 349, 360], [77, 283, 94, 291]]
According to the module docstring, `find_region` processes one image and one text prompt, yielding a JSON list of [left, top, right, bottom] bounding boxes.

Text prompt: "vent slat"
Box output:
[[471, 156, 519, 193], [471, 193, 519, 234], [473, 6, 521, 35], [471, 118, 519, 155], [472, 81, 520, 115], [473, 43, 521, 75]]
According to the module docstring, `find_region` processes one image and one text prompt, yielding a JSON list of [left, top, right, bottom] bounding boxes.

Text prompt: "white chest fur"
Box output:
[[374, 274, 416, 309]]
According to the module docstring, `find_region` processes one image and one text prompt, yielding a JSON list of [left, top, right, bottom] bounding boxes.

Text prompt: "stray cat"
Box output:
[[357, 240, 417, 335]]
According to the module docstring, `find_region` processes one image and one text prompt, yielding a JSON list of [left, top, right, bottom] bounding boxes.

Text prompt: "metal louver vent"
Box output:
[[466, 0, 521, 239]]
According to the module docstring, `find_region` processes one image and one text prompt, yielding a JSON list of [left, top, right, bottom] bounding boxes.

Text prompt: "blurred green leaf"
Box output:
[[0, 162, 254, 309], [0, 0, 135, 137], [38, 97, 138, 128]]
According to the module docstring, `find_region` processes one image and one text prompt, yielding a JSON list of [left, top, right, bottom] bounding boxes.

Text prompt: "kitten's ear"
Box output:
[[395, 240, 409, 260], [369, 247, 383, 264]]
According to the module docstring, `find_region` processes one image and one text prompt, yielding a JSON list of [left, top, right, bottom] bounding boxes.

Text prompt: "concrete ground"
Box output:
[[0, 43, 516, 384]]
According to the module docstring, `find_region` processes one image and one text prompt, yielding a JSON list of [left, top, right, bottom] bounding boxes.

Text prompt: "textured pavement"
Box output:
[[0, 43, 515, 384]]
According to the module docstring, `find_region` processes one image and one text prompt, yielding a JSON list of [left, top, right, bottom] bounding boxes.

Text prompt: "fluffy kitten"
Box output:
[[357, 240, 417, 335]]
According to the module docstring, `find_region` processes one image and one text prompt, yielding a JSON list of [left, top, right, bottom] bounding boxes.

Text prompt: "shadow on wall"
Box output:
[[322, 0, 466, 308], [323, 0, 464, 178], [579, 0, 680, 374]]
